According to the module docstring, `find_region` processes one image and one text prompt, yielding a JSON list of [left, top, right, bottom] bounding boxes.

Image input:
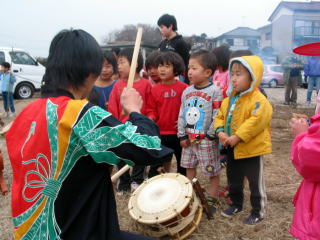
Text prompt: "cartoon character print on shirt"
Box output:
[[185, 98, 205, 142]]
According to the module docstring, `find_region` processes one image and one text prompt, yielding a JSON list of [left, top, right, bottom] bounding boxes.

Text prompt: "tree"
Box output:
[[103, 24, 162, 46]]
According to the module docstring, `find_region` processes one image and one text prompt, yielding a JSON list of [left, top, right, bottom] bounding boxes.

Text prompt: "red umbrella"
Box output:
[[293, 42, 320, 56]]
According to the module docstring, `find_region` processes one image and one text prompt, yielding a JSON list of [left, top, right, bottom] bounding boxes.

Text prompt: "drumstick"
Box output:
[[126, 27, 143, 89], [112, 27, 143, 183], [122, 27, 143, 116], [111, 165, 131, 183]]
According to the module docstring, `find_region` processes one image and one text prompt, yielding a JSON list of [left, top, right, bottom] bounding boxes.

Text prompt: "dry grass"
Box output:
[[0, 90, 315, 239]]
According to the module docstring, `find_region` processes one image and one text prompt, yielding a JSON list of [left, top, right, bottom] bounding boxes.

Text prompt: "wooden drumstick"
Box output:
[[122, 27, 143, 115], [112, 27, 143, 183], [127, 27, 143, 89], [111, 164, 131, 183]]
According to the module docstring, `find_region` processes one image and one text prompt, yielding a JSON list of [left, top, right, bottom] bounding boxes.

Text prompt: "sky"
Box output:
[[0, 0, 300, 57]]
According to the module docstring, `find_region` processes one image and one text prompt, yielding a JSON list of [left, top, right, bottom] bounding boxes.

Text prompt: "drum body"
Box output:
[[128, 173, 202, 239]]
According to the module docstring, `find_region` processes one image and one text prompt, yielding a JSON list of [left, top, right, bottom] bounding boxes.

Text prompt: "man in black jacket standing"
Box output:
[[158, 14, 190, 84]]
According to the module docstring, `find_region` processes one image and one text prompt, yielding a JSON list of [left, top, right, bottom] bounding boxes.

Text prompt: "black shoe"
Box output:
[[221, 205, 242, 218], [243, 214, 263, 225], [207, 196, 219, 215]]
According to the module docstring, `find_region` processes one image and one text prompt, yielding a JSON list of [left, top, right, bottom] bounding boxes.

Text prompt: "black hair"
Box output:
[[87, 87, 100, 106], [157, 14, 178, 31], [111, 47, 121, 56], [145, 51, 161, 70], [41, 29, 103, 94], [103, 51, 118, 73], [190, 50, 217, 76], [212, 44, 231, 71], [1, 62, 10, 69], [230, 49, 253, 58], [155, 51, 185, 76], [118, 48, 143, 73]]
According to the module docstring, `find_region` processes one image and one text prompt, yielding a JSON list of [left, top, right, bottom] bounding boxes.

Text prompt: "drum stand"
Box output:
[[192, 178, 213, 219]]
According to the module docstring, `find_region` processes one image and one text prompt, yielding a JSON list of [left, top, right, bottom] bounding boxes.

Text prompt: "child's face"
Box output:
[[188, 58, 211, 86], [158, 62, 175, 82], [117, 56, 130, 79], [159, 25, 172, 38], [147, 66, 161, 83], [100, 60, 114, 81], [230, 63, 252, 93], [1, 67, 9, 73]]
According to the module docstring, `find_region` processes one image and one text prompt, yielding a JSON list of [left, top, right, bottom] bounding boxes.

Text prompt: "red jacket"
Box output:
[[147, 81, 188, 135], [108, 78, 151, 123]]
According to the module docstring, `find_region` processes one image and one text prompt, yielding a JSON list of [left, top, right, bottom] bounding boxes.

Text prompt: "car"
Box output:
[[261, 64, 284, 88], [0, 47, 45, 99]]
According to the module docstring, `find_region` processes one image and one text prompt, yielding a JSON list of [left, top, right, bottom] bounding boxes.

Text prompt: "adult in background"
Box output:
[[304, 55, 320, 105], [157, 13, 190, 84], [282, 54, 303, 105]]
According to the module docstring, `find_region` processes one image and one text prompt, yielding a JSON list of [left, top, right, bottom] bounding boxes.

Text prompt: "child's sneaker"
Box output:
[[207, 196, 219, 215], [221, 205, 242, 218], [8, 112, 16, 118], [243, 214, 263, 225]]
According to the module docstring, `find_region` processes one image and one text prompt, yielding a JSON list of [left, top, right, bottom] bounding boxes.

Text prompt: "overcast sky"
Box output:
[[1, 0, 297, 57]]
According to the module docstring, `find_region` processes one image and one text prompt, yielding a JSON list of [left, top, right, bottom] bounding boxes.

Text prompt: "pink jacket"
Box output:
[[315, 90, 320, 114], [290, 113, 320, 240]]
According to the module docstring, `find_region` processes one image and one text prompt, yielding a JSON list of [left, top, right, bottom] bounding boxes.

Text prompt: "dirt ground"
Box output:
[[0, 88, 317, 240]]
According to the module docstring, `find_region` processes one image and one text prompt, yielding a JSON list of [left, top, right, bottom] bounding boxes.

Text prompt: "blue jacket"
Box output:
[[1, 72, 16, 92], [304, 56, 320, 77]]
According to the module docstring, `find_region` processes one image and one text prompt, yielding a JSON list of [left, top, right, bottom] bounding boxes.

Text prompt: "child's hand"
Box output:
[[180, 139, 191, 148], [218, 132, 228, 145], [290, 117, 309, 137], [224, 135, 241, 147]]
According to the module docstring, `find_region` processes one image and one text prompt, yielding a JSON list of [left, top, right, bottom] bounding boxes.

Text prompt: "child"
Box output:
[[93, 51, 117, 110], [215, 55, 272, 225], [212, 44, 231, 98], [108, 48, 151, 193], [1, 62, 16, 117], [157, 14, 190, 84], [145, 51, 161, 86], [290, 101, 320, 240], [147, 51, 188, 176], [178, 50, 223, 214]]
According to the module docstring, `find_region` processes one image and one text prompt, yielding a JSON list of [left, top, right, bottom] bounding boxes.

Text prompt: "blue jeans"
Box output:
[[307, 76, 320, 102], [2, 91, 15, 112]]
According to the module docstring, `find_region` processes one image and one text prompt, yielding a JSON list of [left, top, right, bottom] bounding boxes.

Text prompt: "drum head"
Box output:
[[128, 173, 193, 224]]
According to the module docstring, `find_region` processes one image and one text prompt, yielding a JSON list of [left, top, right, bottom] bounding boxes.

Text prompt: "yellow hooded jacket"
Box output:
[[214, 56, 272, 159]]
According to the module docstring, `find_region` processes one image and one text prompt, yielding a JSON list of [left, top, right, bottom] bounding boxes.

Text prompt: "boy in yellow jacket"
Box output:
[[214, 55, 272, 225]]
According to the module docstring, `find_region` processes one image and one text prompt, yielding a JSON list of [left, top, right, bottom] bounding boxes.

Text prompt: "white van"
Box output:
[[0, 47, 45, 98]]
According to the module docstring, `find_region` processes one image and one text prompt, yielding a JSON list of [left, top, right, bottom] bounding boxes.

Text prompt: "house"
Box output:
[[267, 1, 320, 61], [212, 27, 261, 53]]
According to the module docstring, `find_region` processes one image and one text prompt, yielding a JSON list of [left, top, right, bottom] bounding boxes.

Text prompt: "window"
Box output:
[[295, 20, 320, 36], [270, 66, 284, 73], [9, 51, 37, 65], [226, 39, 234, 46], [0, 52, 5, 64], [234, 38, 244, 46], [247, 39, 258, 47], [266, 32, 272, 40]]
